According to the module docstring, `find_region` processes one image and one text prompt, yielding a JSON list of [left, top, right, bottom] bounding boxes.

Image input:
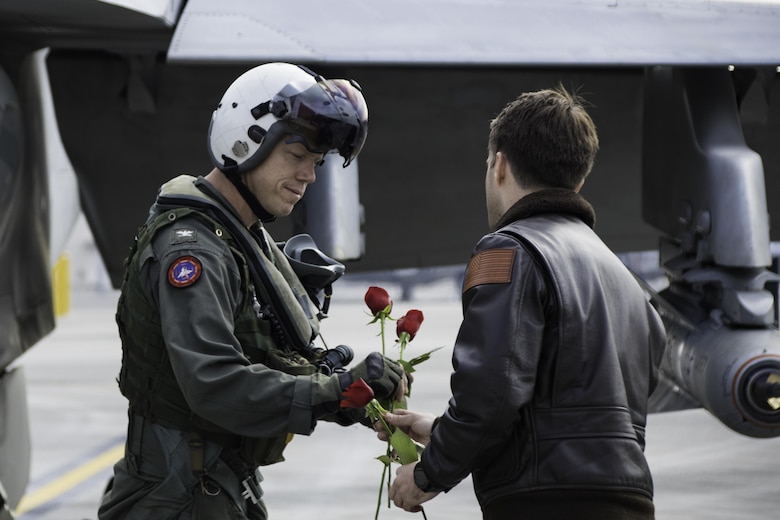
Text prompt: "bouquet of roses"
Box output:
[[339, 286, 440, 519]]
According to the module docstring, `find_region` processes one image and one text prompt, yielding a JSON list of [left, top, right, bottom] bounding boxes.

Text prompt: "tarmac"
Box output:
[[11, 278, 780, 520]]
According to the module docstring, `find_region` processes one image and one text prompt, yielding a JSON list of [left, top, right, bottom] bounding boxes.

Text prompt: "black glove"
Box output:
[[339, 352, 404, 401]]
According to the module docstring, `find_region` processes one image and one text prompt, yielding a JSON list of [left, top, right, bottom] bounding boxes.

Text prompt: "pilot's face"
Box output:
[[244, 140, 323, 217]]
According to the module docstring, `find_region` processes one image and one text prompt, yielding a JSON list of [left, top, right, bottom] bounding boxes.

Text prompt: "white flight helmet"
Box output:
[[208, 62, 368, 175]]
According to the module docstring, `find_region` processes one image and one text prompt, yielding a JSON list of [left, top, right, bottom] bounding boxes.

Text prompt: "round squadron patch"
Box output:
[[168, 256, 202, 288]]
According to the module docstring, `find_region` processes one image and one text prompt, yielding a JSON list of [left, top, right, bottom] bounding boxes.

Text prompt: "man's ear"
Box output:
[[495, 151, 509, 185]]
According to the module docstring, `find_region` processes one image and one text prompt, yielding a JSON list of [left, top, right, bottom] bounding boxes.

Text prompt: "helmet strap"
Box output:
[[221, 163, 276, 223], [321, 283, 334, 317]]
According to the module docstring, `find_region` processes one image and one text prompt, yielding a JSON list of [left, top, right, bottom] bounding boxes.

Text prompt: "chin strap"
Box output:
[[220, 162, 276, 223]]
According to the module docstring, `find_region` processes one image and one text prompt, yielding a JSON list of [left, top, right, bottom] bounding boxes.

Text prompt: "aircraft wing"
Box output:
[[168, 0, 780, 65], [0, 0, 181, 51]]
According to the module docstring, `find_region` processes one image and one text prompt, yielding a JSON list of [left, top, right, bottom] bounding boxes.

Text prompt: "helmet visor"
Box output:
[[271, 78, 368, 167]]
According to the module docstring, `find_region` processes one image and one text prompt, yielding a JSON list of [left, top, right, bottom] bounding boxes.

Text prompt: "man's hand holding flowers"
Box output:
[[380, 410, 443, 512], [389, 462, 440, 513], [376, 409, 436, 446]]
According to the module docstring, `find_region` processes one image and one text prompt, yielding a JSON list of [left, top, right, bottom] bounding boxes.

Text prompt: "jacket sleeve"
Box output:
[[141, 216, 340, 438], [420, 232, 550, 489]]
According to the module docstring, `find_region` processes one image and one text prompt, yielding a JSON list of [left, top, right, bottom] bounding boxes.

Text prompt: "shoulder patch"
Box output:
[[463, 249, 516, 293], [168, 256, 202, 288], [172, 227, 197, 244]]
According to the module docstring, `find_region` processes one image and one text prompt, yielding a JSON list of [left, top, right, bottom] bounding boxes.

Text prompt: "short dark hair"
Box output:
[[488, 85, 599, 190]]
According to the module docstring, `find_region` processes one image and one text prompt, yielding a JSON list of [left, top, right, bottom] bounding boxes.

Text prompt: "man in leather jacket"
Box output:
[[382, 86, 666, 519], [98, 63, 407, 520]]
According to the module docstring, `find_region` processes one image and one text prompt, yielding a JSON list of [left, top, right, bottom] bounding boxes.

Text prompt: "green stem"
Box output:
[[375, 462, 387, 520], [367, 400, 392, 434], [399, 335, 407, 362], [386, 442, 392, 509], [380, 315, 386, 356]]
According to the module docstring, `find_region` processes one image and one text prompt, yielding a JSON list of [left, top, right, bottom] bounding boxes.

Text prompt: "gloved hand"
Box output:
[[339, 352, 405, 402]]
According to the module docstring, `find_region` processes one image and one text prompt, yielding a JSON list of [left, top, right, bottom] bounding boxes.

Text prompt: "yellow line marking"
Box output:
[[14, 443, 124, 515]]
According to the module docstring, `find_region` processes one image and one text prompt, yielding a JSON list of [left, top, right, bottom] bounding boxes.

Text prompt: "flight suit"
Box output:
[[99, 175, 359, 519]]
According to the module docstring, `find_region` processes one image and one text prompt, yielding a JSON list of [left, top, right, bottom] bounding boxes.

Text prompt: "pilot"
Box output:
[[98, 62, 407, 520], [379, 86, 667, 519]]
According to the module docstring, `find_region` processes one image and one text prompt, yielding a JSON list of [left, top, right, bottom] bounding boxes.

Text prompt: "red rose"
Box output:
[[341, 378, 375, 408], [365, 286, 392, 316], [396, 309, 424, 341]]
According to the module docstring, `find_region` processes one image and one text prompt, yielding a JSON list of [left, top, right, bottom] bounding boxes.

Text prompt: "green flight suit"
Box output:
[[98, 175, 355, 520]]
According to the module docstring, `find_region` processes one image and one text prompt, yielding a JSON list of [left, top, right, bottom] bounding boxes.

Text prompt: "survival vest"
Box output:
[[117, 175, 323, 466]]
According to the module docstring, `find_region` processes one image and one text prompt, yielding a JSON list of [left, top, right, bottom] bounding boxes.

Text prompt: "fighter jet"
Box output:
[[1, 0, 779, 514]]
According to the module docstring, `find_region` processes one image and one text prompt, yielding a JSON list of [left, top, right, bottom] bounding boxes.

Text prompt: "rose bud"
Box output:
[[396, 309, 424, 341], [365, 286, 392, 316]]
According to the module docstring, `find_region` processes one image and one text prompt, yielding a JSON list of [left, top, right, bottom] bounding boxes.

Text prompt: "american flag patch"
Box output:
[[463, 249, 516, 292]]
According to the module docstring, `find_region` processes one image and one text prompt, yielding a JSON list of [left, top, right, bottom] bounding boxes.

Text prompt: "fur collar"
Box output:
[[493, 188, 596, 231]]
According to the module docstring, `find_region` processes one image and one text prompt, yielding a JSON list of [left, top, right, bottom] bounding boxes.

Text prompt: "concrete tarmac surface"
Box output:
[[12, 282, 780, 519]]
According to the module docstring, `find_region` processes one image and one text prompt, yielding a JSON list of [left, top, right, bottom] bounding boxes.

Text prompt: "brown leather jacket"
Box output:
[[421, 189, 666, 510]]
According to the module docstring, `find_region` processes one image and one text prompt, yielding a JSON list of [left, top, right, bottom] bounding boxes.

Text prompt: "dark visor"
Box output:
[[270, 78, 368, 167]]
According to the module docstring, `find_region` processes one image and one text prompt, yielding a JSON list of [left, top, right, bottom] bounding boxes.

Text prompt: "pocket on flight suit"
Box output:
[[120, 416, 193, 518]]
